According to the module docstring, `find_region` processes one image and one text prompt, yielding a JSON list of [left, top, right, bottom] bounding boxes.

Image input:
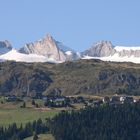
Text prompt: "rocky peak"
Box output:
[[19, 34, 79, 62], [95, 40, 113, 48], [19, 34, 66, 61], [0, 40, 12, 55], [82, 40, 114, 57], [44, 34, 54, 41]]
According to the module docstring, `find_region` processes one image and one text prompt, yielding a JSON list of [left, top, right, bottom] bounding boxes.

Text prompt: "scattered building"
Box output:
[[120, 96, 134, 104], [42, 95, 136, 108], [43, 96, 68, 107], [6, 96, 19, 102], [103, 96, 110, 104], [110, 96, 120, 104]]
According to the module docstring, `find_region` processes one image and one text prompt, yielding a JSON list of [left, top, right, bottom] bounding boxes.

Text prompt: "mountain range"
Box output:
[[0, 34, 140, 63]]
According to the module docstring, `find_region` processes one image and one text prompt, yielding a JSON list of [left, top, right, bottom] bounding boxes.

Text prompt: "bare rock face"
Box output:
[[0, 40, 12, 55], [82, 41, 114, 57], [115, 48, 140, 57], [20, 35, 66, 61], [82, 40, 140, 59], [20, 34, 79, 62]]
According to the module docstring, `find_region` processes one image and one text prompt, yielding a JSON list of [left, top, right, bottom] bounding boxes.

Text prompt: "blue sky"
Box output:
[[0, 0, 140, 51]]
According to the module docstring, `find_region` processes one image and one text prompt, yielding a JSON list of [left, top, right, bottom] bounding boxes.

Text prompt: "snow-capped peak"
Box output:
[[1, 37, 140, 64], [82, 41, 140, 63]]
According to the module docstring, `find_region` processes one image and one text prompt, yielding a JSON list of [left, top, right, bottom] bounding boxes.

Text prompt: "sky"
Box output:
[[0, 0, 140, 51]]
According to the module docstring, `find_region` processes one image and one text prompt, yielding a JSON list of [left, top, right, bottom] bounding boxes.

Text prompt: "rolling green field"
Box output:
[[0, 98, 58, 127], [0, 108, 58, 127], [0, 96, 85, 128]]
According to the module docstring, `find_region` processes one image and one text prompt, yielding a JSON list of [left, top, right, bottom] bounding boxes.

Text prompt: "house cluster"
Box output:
[[86, 95, 137, 108], [42, 95, 90, 108], [42, 95, 138, 108], [4, 94, 138, 109], [5, 96, 22, 102], [103, 95, 135, 104], [43, 95, 69, 107]]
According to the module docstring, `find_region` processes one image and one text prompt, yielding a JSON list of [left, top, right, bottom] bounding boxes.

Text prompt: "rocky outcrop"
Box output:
[[82, 40, 140, 58], [19, 34, 79, 62], [82, 41, 114, 57], [1, 36, 140, 63], [19, 35, 66, 61], [114, 47, 140, 57], [98, 69, 140, 94], [0, 40, 12, 55], [0, 62, 53, 96]]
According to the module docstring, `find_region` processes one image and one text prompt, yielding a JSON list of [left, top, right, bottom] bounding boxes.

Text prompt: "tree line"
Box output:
[[2, 103, 140, 140], [49, 103, 140, 140], [0, 118, 48, 140]]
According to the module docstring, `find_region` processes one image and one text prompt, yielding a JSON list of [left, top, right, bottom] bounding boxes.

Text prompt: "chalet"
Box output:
[[103, 96, 110, 104], [53, 98, 66, 106], [52, 98, 65, 102], [6, 96, 18, 102], [110, 96, 121, 105], [87, 100, 103, 107], [44, 96, 67, 107], [120, 96, 134, 104], [110, 96, 120, 102]]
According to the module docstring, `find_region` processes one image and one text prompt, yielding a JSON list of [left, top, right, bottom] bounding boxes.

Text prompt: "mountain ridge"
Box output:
[[0, 34, 140, 63], [18, 34, 80, 62], [0, 59, 140, 96]]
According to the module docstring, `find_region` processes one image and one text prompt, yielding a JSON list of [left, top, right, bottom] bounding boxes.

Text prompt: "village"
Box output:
[[3, 94, 139, 110]]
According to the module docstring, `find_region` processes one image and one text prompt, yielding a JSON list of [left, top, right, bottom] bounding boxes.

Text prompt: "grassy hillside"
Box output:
[[0, 98, 58, 127], [0, 108, 57, 127], [0, 59, 140, 96], [47, 60, 140, 95]]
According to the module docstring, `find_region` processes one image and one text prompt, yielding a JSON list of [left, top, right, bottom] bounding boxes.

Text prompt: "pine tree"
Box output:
[[23, 102, 26, 108]]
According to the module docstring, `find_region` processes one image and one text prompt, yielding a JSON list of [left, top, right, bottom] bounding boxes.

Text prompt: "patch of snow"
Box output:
[[76, 52, 81, 58], [65, 51, 72, 55], [82, 55, 95, 59], [115, 46, 140, 51], [82, 53, 140, 64], [101, 55, 140, 64], [0, 49, 61, 63]]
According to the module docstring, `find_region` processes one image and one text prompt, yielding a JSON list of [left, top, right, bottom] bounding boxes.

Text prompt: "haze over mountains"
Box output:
[[0, 34, 140, 63]]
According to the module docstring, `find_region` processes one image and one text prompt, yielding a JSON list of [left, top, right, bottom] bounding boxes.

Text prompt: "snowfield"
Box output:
[[114, 46, 140, 51], [0, 47, 140, 64], [0, 49, 61, 63], [83, 53, 140, 64]]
